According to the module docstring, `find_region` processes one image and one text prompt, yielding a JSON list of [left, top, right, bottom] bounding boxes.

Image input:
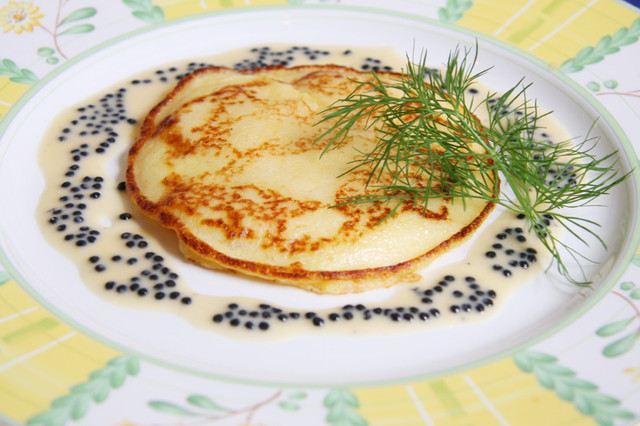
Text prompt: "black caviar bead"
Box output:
[[312, 317, 324, 327], [213, 314, 224, 323], [402, 313, 414, 322], [181, 297, 192, 305], [259, 322, 269, 330]]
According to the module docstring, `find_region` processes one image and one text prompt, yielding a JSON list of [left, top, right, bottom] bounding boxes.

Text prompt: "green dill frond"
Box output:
[[314, 46, 629, 285]]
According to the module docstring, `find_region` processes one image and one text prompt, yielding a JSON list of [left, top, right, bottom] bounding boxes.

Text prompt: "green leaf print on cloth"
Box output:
[[560, 18, 640, 73], [123, 0, 165, 24], [324, 388, 368, 426], [596, 281, 640, 358], [0, 58, 38, 84], [26, 356, 140, 426], [438, 0, 473, 23], [514, 350, 636, 426], [147, 389, 304, 423]]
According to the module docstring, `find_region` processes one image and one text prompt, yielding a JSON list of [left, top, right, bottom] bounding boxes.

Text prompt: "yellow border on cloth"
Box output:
[[457, 0, 639, 68], [0, 280, 121, 423]]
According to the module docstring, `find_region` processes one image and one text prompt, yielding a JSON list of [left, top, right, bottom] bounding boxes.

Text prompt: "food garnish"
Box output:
[[316, 46, 628, 285]]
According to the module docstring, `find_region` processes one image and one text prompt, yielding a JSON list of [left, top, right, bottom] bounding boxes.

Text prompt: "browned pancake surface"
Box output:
[[127, 65, 496, 294]]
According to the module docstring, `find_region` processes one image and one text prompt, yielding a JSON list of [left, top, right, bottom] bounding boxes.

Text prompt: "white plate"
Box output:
[[0, 7, 637, 386]]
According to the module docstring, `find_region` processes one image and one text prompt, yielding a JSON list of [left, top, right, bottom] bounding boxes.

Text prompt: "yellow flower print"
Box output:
[[0, 1, 44, 34], [625, 366, 640, 383]]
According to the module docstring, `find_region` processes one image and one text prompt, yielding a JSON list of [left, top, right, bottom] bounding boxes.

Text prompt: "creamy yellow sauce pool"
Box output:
[[38, 45, 563, 339]]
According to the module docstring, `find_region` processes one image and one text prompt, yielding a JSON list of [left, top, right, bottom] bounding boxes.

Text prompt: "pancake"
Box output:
[[126, 64, 496, 294]]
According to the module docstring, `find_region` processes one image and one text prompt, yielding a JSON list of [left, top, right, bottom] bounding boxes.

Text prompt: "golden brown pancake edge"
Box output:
[[126, 64, 497, 294]]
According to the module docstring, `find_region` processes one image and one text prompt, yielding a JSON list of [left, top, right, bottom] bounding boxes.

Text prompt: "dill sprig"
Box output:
[[315, 46, 628, 285]]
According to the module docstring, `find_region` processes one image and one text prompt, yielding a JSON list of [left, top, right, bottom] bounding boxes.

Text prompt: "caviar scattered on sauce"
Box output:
[[39, 45, 557, 337]]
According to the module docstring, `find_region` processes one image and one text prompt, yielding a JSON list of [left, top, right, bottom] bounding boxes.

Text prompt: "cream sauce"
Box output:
[[38, 45, 565, 339]]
